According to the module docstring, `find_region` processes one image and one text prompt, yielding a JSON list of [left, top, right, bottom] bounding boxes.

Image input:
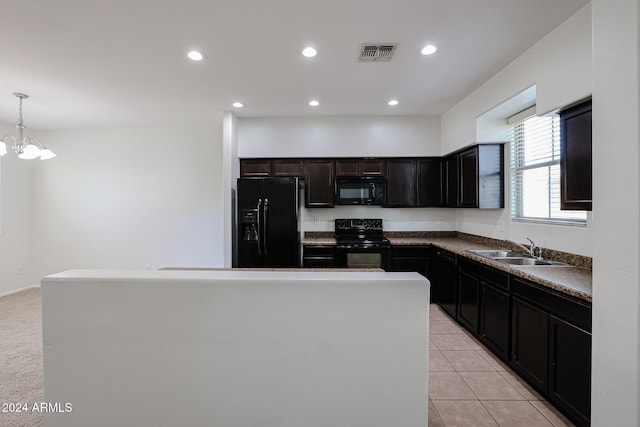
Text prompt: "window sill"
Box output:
[[511, 217, 587, 227]]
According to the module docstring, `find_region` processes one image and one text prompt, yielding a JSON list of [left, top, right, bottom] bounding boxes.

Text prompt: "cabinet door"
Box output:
[[335, 160, 360, 176], [444, 155, 459, 207], [435, 251, 457, 319], [305, 160, 334, 207], [240, 159, 272, 177], [549, 315, 591, 425], [480, 285, 510, 359], [417, 158, 443, 207], [511, 297, 549, 392], [360, 159, 385, 176], [458, 270, 480, 333], [273, 159, 304, 176], [459, 147, 479, 207], [561, 100, 592, 211], [386, 159, 416, 207]]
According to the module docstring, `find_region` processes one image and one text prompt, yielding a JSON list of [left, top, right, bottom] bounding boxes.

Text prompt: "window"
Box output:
[[510, 107, 587, 225]]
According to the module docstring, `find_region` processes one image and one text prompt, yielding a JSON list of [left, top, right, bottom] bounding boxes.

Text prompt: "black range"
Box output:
[[334, 218, 391, 270]]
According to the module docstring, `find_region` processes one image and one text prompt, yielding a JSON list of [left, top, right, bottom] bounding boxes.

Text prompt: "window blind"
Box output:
[[510, 109, 586, 224]]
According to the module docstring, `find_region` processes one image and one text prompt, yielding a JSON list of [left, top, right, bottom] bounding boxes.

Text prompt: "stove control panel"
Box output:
[[335, 218, 383, 233]]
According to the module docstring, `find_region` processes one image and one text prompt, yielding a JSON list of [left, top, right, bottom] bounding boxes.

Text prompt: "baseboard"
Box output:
[[0, 284, 40, 298]]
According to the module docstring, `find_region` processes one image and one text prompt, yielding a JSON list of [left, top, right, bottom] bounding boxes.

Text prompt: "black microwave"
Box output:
[[335, 177, 386, 205]]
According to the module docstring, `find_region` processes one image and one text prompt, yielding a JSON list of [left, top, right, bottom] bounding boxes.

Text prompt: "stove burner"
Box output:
[[334, 218, 390, 249]]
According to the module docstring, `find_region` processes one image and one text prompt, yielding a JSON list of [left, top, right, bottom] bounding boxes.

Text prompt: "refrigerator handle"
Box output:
[[263, 198, 269, 255], [257, 199, 263, 256]]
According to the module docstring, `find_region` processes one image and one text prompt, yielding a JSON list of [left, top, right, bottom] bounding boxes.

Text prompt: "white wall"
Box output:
[[31, 123, 225, 281], [0, 122, 36, 295], [223, 112, 239, 267], [591, 0, 640, 424], [238, 116, 441, 158], [441, 4, 594, 256]]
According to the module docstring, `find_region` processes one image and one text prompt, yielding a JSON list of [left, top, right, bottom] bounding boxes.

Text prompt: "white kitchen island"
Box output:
[[41, 269, 429, 427]]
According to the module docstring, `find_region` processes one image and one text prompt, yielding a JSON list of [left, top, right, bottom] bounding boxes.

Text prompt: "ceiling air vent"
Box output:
[[358, 43, 397, 62]]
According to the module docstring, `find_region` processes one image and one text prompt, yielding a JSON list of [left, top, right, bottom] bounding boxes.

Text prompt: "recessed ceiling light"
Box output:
[[388, 99, 399, 106], [232, 102, 244, 108], [187, 50, 204, 61], [309, 99, 320, 107], [420, 45, 437, 56], [302, 47, 317, 58]]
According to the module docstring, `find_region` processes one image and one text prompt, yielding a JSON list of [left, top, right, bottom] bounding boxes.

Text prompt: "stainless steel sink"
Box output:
[[466, 249, 523, 258], [466, 249, 570, 267], [493, 257, 552, 266]]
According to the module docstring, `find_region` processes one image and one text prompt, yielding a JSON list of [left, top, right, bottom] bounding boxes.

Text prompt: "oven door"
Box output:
[[335, 245, 391, 271]]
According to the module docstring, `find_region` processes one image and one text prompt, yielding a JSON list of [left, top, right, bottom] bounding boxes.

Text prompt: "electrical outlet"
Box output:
[[313, 216, 320, 225], [16, 266, 23, 276], [437, 216, 444, 225], [144, 264, 152, 270], [408, 216, 413, 223]]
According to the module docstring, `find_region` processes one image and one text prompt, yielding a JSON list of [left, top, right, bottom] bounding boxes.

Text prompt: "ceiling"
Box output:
[[0, 0, 589, 130]]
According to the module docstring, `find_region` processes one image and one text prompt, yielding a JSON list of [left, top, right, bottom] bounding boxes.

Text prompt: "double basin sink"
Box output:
[[466, 249, 569, 267]]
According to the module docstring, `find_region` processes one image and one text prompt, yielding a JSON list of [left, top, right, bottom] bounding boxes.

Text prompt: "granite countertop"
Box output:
[[388, 236, 592, 302], [301, 234, 592, 302], [301, 237, 337, 245]]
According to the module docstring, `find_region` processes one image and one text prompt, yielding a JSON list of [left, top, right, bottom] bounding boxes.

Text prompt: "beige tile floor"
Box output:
[[428, 304, 576, 427]]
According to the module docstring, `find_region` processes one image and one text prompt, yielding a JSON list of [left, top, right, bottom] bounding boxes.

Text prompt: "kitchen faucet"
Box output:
[[505, 238, 542, 259], [526, 238, 537, 258]]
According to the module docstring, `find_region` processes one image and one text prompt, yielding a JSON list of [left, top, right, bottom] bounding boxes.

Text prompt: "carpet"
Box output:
[[0, 288, 44, 427]]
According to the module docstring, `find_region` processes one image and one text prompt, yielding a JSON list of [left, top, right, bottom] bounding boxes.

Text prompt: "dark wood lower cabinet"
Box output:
[[302, 245, 336, 268], [511, 297, 549, 392], [391, 246, 432, 299], [549, 315, 591, 426], [392, 245, 592, 426], [479, 284, 510, 360], [433, 249, 457, 319], [457, 270, 480, 333]]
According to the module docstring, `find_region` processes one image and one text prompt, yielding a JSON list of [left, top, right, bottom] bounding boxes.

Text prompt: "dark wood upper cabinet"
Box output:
[[240, 159, 272, 177], [459, 148, 479, 207], [304, 160, 334, 208], [560, 100, 592, 211], [417, 158, 443, 207], [477, 144, 504, 209], [385, 159, 416, 207], [444, 155, 459, 207], [273, 159, 304, 177], [240, 146, 503, 209], [445, 144, 504, 209], [336, 159, 385, 176]]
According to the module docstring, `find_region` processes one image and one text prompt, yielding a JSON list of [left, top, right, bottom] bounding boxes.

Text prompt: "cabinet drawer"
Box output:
[[391, 246, 430, 257], [459, 258, 509, 290], [303, 246, 336, 256], [303, 245, 336, 268], [512, 278, 591, 332]]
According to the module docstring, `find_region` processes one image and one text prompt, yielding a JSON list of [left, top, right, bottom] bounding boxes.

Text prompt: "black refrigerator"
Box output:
[[235, 177, 300, 267]]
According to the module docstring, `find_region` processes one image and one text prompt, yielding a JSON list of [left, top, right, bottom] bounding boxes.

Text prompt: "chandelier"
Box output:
[[1, 92, 56, 160]]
